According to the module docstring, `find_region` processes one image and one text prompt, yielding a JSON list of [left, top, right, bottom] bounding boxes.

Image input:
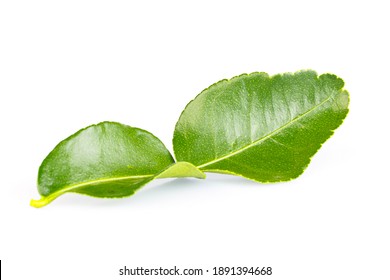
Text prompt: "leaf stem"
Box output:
[[30, 194, 59, 208]]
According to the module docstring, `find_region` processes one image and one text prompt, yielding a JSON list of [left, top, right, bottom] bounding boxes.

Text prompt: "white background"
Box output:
[[1, 0, 389, 279]]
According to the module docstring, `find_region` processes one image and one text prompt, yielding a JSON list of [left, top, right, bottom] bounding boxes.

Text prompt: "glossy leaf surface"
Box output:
[[173, 70, 349, 182], [31, 122, 205, 207]]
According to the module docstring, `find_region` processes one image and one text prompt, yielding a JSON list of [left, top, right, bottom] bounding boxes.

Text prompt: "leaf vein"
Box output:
[[197, 93, 335, 169]]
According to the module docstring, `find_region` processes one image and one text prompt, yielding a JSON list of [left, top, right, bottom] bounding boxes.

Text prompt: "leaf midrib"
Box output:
[[31, 174, 153, 208], [197, 93, 336, 169], [54, 174, 153, 194]]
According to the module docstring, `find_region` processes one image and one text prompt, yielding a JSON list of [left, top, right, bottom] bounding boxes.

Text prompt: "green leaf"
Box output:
[[31, 122, 205, 208], [173, 70, 349, 182]]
